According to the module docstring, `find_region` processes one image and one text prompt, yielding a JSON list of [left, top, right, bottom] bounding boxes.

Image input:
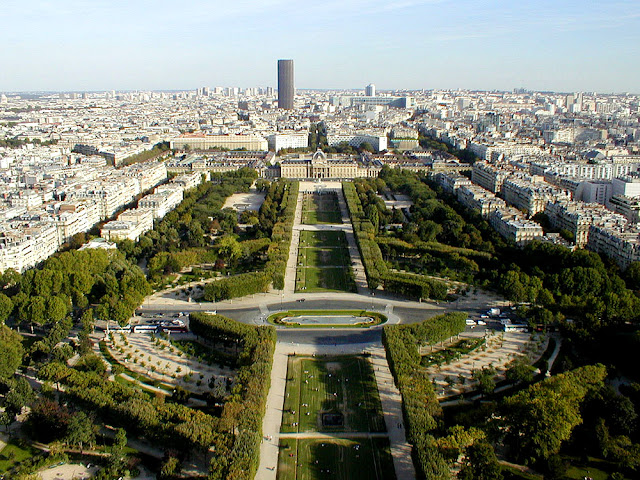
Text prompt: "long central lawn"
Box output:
[[277, 437, 397, 480], [281, 356, 385, 434], [299, 230, 347, 248], [295, 267, 355, 293], [296, 230, 355, 292], [302, 193, 343, 225], [299, 247, 350, 267]]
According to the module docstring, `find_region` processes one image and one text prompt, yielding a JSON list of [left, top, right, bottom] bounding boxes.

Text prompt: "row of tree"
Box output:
[[343, 181, 450, 299], [382, 312, 467, 478], [37, 362, 220, 452], [188, 313, 276, 479]]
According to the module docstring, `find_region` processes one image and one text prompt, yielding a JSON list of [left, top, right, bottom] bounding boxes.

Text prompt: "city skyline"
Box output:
[[1, 0, 639, 94]]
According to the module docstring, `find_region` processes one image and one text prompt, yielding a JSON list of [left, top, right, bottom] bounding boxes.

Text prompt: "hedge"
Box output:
[[382, 271, 448, 301], [189, 312, 276, 480], [382, 312, 467, 478]]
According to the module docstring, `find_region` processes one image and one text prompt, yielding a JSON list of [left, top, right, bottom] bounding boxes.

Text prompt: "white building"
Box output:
[[267, 132, 309, 152]]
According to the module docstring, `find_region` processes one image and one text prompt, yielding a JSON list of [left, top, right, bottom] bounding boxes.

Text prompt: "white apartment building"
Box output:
[[587, 222, 640, 270], [170, 133, 268, 151], [433, 172, 472, 194], [471, 162, 513, 194], [326, 133, 388, 152], [502, 176, 572, 216], [544, 201, 624, 247], [456, 184, 507, 218], [67, 181, 137, 220], [488, 208, 544, 245], [100, 208, 154, 242], [138, 189, 183, 219], [267, 132, 309, 152], [0, 222, 60, 273], [171, 172, 203, 190]]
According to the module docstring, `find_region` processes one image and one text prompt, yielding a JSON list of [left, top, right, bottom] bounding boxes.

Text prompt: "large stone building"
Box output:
[[276, 150, 379, 180]]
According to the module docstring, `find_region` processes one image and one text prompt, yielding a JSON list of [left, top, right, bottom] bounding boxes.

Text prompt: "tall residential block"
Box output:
[[365, 83, 376, 97], [277, 59, 295, 109]]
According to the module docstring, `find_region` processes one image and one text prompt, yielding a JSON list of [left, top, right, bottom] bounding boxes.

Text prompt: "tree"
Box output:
[[505, 355, 536, 383], [0, 411, 12, 432], [4, 377, 35, 416], [472, 365, 496, 397], [0, 293, 13, 324], [501, 364, 607, 464], [65, 411, 96, 453], [47, 296, 68, 323], [109, 428, 128, 470], [26, 399, 71, 443], [160, 456, 180, 479], [458, 441, 503, 480], [217, 235, 242, 265], [0, 325, 24, 380]]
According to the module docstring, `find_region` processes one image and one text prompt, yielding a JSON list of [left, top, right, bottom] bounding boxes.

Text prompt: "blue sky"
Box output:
[[1, 0, 638, 93]]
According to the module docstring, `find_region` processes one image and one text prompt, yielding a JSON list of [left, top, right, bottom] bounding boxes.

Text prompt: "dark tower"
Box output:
[[277, 59, 295, 109]]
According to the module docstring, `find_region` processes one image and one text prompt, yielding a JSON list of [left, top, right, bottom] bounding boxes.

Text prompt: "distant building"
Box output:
[[276, 150, 379, 180], [277, 59, 295, 110], [330, 95, 415, 109], [365, 84, 376, 97], [169, 133, 268, 151], [268, 132, 309, 152]]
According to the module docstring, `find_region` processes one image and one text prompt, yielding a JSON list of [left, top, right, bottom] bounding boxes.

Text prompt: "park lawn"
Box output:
[[299, 247, 349, 267], [302, 210, 342, 225], [277, 438, 396, 480], [563, 455, 629, 480], [295, 267, 355, 293], [299, 230, 347, 248], [0, 440, 39, 473], [281, 356, 385, 434], [301, 193, 342, 225]]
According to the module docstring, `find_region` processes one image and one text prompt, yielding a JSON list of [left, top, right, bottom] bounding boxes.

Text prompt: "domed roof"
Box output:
[[312, 149, 327, 162]]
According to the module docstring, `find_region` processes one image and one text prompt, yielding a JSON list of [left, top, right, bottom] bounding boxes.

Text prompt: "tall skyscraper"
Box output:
[[365, 83, 376, 97], [278, 59, 295, 109]]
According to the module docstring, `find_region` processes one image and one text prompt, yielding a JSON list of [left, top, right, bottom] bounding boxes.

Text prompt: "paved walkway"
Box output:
[[256, 342, 415, 480], [283, 184, 305, 294], [368, 345, 416, 480]]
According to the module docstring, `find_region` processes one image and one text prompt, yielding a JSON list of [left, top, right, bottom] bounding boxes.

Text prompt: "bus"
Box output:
[[132, 324, 160, 333], [160, 325, 189, 333]]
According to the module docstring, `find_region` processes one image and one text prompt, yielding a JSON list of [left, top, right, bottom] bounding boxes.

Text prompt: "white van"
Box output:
[[465, 318, 476, 326]]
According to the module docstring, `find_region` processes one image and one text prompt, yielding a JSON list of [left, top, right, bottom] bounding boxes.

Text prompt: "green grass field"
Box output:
[[299, 230, 347, 248], [296, 231, 355, 293], [298, 247, 350, 267], [277, 437, 396, 480], [301, 193, 343, 225], [281, 356, 385, 434], [295, 267, 355, 293], [0, 440, 38, 473]]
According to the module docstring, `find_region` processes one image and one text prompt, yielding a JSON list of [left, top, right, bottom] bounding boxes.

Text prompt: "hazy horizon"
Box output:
[[1, 0, 639, 93]]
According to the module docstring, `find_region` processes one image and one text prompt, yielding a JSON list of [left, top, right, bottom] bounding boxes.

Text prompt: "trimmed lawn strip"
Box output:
[[171, 339, 237, 368], [296, 266, 355, 293], [299, 230, 348, 248], [277, 438, 396, 480], [281, 355, 385, 434]]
